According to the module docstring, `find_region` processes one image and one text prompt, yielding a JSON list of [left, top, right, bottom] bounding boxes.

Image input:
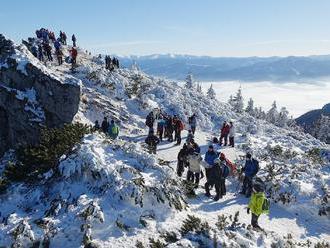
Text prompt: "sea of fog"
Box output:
[[200, 81, 330, 118]]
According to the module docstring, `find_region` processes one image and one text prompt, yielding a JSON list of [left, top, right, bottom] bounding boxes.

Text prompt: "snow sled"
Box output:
[[65, 56, 72, 64]]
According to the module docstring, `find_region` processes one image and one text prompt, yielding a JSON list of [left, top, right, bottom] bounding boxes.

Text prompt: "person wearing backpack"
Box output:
[[177, 143, 188, 177], [108, 120, 119, 139], [218, 153, 230, 196], [186, 151, 202, 188], [101, 117, 109, 133], [188, 114, 197, 135], [247, 183, 269, 230], [219, 121, 230, 146], [145, 130, 160, 154], [72, 34, 77, 47], [240, 152, 259, 197], [145, 112, 154, 132]]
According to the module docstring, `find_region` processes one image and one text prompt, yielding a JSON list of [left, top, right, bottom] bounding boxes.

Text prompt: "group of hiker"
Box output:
[[105, 56, 120, 71], [143, 109, 268, 230], [31, 28, 78, 68], [94, 117, 120, 139]]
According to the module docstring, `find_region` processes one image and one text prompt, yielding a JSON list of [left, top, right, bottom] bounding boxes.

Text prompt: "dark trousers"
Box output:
[[157, 128, 164, 141], [187, 171, 200, 185], [177, 160, 185, 177], [251, 213, 259, 227], [205, 181, 222, 197], [242, 176, 253, 197], [175, 130, 181, 145], [229, 136, 234, 147], [219, 134, 228, 146], [191, 126, 196, 135], [57, 56, 63, 65], [47, 52, 53, 61], [73, 41, 76, 47], [220, 179, 226, 195]]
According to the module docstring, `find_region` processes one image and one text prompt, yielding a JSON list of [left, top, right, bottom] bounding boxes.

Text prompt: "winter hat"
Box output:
[[208, 145, 214, 149], [246, 152, 252, 159]]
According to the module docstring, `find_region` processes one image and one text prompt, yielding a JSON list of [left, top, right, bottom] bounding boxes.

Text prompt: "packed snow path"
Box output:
[[155, 130, 330, 244]]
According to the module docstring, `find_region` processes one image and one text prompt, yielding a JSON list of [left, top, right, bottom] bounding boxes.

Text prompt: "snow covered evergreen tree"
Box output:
[[207, 84, 216, 99], [277, 107, 289, 127], [185, 73, 195, 89], [310, 115, 330, 143], [230, 87, 244, 113], [266, 101, 279, 124], [245, 97, 255, 116]]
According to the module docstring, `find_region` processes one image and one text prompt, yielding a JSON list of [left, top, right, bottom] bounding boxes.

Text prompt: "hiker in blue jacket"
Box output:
[[240, 152, 259, 197]]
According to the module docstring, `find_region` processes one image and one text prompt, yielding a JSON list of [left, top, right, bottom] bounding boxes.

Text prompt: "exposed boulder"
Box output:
[[0, 34, 81, 156]]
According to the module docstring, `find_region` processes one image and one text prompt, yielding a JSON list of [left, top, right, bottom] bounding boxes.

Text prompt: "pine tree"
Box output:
[[231, 87, 244, 113], [310, 115, 330, 143], [196, 83, 202, 93], [277, 106, 289, 127], [207, 84, 216, 99], [266, 101, 279, 124], [185, 73, 195, 89], [245, 98, 255, 116]]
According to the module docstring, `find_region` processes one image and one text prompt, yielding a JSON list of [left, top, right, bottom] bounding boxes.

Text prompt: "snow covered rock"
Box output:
[[0, 34, 81, 155]]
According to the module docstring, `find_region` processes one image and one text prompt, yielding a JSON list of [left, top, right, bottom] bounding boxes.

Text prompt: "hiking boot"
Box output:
[[213, 195, 222, 201]]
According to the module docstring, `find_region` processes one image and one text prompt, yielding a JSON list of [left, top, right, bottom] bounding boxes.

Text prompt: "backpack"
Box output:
[[262, 197, 270, 212]]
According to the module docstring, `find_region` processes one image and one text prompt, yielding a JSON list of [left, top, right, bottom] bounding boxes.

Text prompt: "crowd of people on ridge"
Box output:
[[142, 108, 269, 230], [31, 28, 78, 68], [104, 55, 120, 71]]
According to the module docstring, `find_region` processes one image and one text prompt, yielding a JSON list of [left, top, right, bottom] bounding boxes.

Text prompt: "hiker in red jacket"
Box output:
[[70, 47, 77, 66], [219, 121, 230, 146], [173, 115, 184, 145]]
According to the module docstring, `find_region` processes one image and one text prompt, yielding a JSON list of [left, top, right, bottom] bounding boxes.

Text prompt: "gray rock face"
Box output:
[[0, 34, 81, 156]]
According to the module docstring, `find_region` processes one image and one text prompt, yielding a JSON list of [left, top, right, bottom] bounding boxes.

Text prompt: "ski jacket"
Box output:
[[101, 120, 109, 133], [221, 124, 230, 135], [204, 151, 218, 167], [108, 124, 119, 139], [187, 153, 202, 173], [248, 192, 269, 216], [145, 114, 154, 128], [208, 163, 222, 184], [229, 125, 235, 137], [243, 159, 259, 177]]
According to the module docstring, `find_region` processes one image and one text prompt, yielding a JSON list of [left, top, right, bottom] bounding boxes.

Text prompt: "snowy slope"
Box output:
[[0, 42, 329, 247]]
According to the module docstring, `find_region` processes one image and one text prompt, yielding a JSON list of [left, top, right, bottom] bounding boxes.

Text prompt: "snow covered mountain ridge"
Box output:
[[0, 33, 329, 247], [118, 54, 330, 81]]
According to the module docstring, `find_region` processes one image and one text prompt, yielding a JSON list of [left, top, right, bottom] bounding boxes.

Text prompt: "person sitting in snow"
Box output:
[[247, 182, 269, 230], [229, 121, 235, 147], [177, 143, 189, 177], [186, 130, 194, 144], [186, 151, 202, 188], [240, 152, 259, 197], [145, 130, 160, 154], [101, 117, 109, 133], [108, 120, 119, 139], [219, 121, 230, 146]]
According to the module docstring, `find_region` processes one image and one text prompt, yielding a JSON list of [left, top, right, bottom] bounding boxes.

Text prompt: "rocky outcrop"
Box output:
[[0, 34, 81, 156]]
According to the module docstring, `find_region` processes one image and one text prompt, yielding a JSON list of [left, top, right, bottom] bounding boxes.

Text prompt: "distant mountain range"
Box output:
[[118, 54, 330, 81]]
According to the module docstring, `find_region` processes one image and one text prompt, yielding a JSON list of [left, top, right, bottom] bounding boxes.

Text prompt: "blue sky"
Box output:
[[1, 0, 330, 57]]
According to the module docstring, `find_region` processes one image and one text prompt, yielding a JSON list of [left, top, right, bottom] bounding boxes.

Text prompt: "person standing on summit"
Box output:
[[219, 121, 230, 146], [188, 114, 197, 135], [72, 34, 76, 47]]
